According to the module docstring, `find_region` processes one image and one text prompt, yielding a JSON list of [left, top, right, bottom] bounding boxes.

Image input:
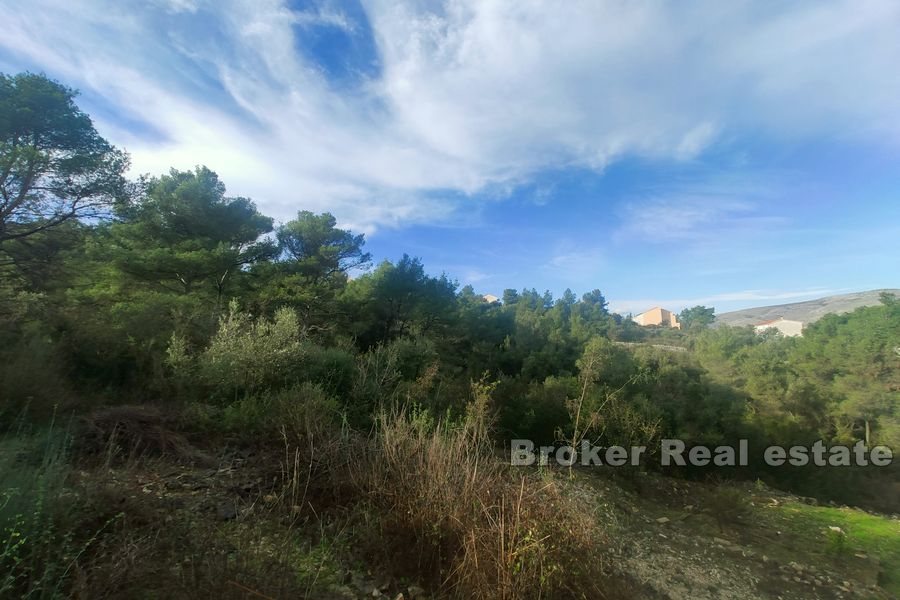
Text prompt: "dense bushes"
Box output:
[[0, 333, 73, 423], [5, 240, 898, 511], [167, 301, 307, 400]]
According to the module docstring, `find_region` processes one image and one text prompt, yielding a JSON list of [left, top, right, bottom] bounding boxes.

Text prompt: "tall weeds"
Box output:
[[1, 420, 117, 599], [348, 382, 622, 599]]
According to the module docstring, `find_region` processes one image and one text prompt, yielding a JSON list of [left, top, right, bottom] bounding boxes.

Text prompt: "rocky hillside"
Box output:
[[714, 289, 900, 327]]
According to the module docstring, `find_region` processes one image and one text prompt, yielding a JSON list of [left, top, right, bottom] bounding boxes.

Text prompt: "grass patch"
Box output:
[[760, 500, 900, 594], [1, 423, 120, 599]]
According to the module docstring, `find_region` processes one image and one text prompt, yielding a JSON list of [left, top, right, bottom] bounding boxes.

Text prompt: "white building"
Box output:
[[754, 317, 804, 337]]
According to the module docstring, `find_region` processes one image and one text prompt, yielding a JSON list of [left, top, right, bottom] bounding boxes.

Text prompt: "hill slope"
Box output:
[[714, 289, 899, 327]]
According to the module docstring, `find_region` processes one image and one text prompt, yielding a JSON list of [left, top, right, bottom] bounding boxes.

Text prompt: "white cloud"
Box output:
[[614, 171, 794, 245], [1, 0, 899, 231], [543, 243, 607, 281], [156, 0, 200, 14], [616, 196, 794, 247], [459, 268, 491, 285], [617, 198, 756, 243], [292, 5, 356, 32], [676, 122, 719, 161]]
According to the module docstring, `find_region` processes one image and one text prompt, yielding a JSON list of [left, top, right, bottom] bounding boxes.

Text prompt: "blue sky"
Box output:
[[2, 0, 899, 314]]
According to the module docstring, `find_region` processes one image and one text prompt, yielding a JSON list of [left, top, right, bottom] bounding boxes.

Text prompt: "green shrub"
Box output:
[[349, 341, 402, 416], [167, 300, 307, 400], [704, 485, 751, 532], [497, 376, 573, 444], [0, 333, 73, 423], [219, 383, 341, 441], [298, 345, 356, 399]]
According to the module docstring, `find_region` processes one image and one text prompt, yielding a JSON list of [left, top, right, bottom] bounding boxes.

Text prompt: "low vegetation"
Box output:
[[760, 500, 900, 595]]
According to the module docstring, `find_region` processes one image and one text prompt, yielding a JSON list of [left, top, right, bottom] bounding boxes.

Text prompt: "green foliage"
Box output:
[[566, 337, 655, 450], [300, 344, 357, 398], [168, 300, 306, 400], [219, 383, 341, 440], [347, 339, 411, 424], [679, 305, 715, 330], [1, 424, 116, 598], [497, 376, 574, 444], [567, 339, 603, 447], [345, 255, 458, 348], [696, 297, 900, 450], [105, 166, 274, 301], [0, 326, 72, 422], [276, 210, 370, 284], [761, 501, 900, 594], [1, 431, 68, 596], [824, 526, 849, 557], [0, 73, 131, 243], [250, 211, 370, 333], [793, 299, 900, 447]]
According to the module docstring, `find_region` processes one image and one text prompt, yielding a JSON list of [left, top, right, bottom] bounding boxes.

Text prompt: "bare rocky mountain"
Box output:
[[714, 289, 900, 327]]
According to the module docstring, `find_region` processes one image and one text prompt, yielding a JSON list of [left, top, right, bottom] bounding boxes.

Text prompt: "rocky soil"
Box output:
[[574, 473, 896, 600]]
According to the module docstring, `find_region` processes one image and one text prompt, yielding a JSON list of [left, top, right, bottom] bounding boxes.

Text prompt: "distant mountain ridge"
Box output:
[[713, 289, 900, 327]]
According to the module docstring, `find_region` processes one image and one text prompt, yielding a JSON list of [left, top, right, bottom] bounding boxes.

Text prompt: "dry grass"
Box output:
[[347, 392, 629, 599], [74, 405, 207, 465]]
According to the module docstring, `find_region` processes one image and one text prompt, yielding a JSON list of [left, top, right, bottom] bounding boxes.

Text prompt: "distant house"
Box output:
[[754, 317, 803, 337], [632, 307, 681, 329], [482, 294, 500, 304]]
